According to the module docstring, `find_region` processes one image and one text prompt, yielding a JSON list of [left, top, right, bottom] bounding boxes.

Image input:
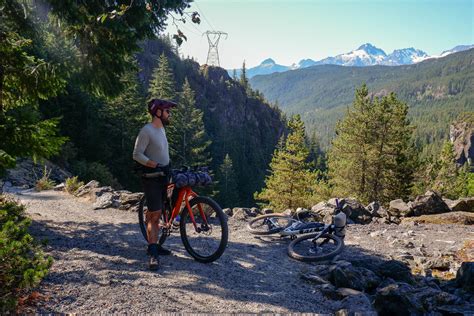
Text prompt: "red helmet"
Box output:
[[147, 98, 177, 116]]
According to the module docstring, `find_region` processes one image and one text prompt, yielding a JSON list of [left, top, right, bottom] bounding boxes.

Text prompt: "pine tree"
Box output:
[[240, 60, 250, 93], [148, 53, 176, 100], [170, 78, 211, 167], [328, 85, 416, 204], [255, 115, 315, 210], [328, 85, 374, 203], [432, 141, 463, 198], [100, 60, 147, 186], [216, 154, 239, 208]]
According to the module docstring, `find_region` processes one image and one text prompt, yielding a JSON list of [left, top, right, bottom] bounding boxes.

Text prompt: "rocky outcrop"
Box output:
[[411, 191, 450, 216], [450, 115, 474, 167], [1, 158, 72, 192]]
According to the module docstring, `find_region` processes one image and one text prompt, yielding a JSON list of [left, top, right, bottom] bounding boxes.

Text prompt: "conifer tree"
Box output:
[[328, 85, 416, 204], [100, 60, 147, 185], [240, 60, 250, 93], [216, 154, 239, 208], [171, 78, 211, 167], [255, 115, 315, 210], [432, 141, 464, 198], [328, 85, 374, 203], [148, 53, 176, 100]]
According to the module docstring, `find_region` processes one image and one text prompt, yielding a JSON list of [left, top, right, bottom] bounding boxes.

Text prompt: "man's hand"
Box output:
[[145, 160, 159, 168]]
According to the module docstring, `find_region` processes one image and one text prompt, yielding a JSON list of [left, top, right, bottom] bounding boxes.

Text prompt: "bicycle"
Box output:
[[247, 200, 347, 262], [138, 169, 228, 263]]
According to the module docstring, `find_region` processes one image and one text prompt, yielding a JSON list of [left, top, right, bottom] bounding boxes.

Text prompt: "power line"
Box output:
[[194, 1, 216, 31]]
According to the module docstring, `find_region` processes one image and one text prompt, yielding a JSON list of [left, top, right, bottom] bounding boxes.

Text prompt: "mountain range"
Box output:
[[229, 43, 474, 78], [249, 48, 474, 154]]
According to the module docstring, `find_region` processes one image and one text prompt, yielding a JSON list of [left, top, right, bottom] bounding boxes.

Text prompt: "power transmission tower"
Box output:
[[203, 31, 228, 67]]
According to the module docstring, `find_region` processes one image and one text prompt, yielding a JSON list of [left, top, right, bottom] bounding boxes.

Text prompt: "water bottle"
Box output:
[[334, 212, 346, 239], [172, 215, 181, 228]]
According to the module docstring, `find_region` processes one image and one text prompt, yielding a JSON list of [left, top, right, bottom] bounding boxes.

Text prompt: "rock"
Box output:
[[388, 199, 412, 217], [311, 201, 335, 218], [424, 257, 451, 271], [232, 208, 252, 221], [317, 283, 341, 300], [401, 212, 474, 225], [92, 192, 120, 209], [300, 273, 331, 285], [456, 262, 474, 292], [119, 192, 143, 211], [444, 198, 471, 212], [450, 117, 473, 167], [461, 197, 474, 212], [338, 293, 376, 315], [379, 260, 415, 284], [411, 286, 462, 311], [411, 191, 450, 216], [366, 201, 381, 216], [436, 304, 474, 315], [75, 180, 100, 197], [92, 186, 114, 198], [373, 283, 425, 315], [249, 207, 260, 216], [330, 262, 382, 292], [262, 208, 273, 214], [4, 158, 72, 188], [223, 208, 233, 216], [54, 183, 65, 191], [341, 198, 372, 224]]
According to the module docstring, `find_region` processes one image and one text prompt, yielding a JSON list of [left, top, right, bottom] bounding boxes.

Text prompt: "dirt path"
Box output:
[[16, 190, 339, 314], [14, 189, 474, 314]]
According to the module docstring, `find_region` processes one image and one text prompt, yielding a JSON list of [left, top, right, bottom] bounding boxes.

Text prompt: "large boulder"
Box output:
[[401, 212, 474, 225], [75, 180, 100, 197], [456, 262, 474, 292], [118, 191, 143, 211], [411, 191, 450, 216], [373, 283, 424, 315], [329, 262, 382, 292], [378, 260, 415, 284], [388, 199, 412, 217], [93, 192, 120, 209], [341, 198, 372, 224]]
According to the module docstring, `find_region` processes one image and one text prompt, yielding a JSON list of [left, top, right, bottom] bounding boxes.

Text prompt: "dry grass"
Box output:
[[402, 212, 474, 225]]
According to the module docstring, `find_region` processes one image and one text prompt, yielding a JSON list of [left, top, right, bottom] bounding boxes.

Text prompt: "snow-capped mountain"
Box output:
[[314, 43, 387, 67], [227, 43, 474, 78], [383, 48, 429, 65]]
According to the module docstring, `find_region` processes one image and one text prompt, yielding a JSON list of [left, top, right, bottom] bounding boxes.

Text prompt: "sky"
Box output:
[[165, 0, 474, 69]]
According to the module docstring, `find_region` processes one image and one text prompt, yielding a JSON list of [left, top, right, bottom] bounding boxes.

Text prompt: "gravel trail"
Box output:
[[14, 189, 473, 314], [16, 190, 338, 314]]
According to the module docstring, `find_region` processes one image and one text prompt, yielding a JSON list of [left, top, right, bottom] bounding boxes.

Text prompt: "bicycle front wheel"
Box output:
[[138, 195, 168, 245], [288, 233, 343, 262], [180, 196, 228, 263], [247, 213, 295, 235]]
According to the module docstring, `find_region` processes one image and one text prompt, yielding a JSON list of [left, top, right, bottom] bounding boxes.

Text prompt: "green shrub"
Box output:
[[0, 195, 53, 313], [72, 160, 121, 189], [64, 176, 84, 195], [34, 166, 55, 191]]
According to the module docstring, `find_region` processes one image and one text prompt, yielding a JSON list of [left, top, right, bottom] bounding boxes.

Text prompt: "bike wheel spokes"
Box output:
[[180, 196, 228, 263], [288, 233, 344, 262], [247, 214, 295, 235]]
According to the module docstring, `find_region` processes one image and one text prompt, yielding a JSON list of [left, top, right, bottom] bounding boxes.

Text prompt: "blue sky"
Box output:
[[165, 0, 473, 69]]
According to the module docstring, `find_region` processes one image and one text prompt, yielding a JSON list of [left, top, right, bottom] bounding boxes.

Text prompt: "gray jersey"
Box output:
[[133, 123, 170, 166]]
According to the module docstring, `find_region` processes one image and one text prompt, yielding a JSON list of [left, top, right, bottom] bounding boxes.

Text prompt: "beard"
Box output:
[[161, 116, 170, 126]]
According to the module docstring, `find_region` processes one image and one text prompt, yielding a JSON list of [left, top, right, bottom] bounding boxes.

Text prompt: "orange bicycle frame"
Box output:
[[163, 184, 209, 231]]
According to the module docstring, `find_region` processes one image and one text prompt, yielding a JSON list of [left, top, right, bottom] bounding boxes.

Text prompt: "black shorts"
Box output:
[[142, 176, 168, 212]]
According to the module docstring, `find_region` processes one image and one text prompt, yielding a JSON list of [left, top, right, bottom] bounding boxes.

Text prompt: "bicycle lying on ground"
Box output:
[[138, 168, 228, 263], [247, 199, 347, 262]]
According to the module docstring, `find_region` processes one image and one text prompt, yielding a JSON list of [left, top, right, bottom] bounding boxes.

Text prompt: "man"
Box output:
[[133, 98, 177, 270]]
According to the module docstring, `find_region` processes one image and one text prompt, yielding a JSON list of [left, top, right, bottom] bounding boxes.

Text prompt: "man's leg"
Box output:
[[146, 210, 161, 270]]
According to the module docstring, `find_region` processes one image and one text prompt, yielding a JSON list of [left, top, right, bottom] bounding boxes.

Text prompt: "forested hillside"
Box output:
[[38, 38, 285, 207], [250, 49, 474, 154]]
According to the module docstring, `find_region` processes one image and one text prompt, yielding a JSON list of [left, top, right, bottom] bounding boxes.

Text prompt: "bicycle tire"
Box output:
[[138, 195, 168, 245], [247, 213, 295, 235], [288, 233, 344, 262], [180, 196, 228, 263]]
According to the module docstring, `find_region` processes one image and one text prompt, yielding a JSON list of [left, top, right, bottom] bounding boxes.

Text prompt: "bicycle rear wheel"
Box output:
[[247, 213, 296, 235], [180, 196, 228, 263], [288, 233, 343, 262], [138, 195, 169, 245]]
